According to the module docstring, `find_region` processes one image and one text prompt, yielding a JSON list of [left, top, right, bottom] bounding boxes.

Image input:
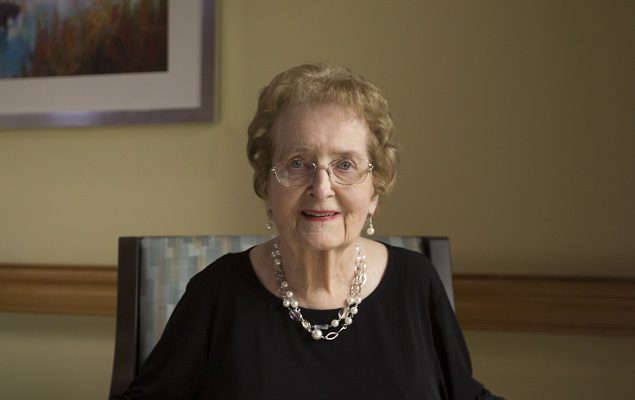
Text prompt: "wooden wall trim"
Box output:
[[454, 274, 635, 336], [0, 264, 117, 316], [1, 264, 633, 335]]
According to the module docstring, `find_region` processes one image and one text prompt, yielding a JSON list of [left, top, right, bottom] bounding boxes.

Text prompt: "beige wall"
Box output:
[[0, 1, 633, 399], [0, 313, 115, 399], [1, 0, 633, 276]]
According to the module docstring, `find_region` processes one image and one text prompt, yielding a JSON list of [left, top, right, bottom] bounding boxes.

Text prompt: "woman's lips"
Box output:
[[301, 209, 340, 221]]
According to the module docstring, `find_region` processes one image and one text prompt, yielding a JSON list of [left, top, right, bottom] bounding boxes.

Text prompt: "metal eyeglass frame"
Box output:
[[270, 159, 374, 186]]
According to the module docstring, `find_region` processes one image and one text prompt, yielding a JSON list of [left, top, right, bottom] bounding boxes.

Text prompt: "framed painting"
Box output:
[[0, 0, 216, 129]]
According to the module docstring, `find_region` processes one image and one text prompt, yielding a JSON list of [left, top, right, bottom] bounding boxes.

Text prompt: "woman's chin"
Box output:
[[285, 230, 359, 252]]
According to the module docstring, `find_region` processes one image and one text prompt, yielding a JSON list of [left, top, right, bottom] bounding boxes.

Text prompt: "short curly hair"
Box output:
[[247, 62, 398, 199]]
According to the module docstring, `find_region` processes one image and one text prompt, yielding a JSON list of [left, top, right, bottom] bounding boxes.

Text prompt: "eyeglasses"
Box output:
[[270, 157, 373, 187]]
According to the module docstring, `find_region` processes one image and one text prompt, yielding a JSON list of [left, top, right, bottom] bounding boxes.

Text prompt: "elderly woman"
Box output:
[[114, 63, 502, 399]]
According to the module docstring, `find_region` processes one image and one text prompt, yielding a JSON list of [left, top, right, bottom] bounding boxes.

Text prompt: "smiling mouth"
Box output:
[[301, 210, 339, 219]]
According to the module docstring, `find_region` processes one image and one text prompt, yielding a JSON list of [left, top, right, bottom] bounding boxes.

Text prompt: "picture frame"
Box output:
[[0, 0, 216, 129]]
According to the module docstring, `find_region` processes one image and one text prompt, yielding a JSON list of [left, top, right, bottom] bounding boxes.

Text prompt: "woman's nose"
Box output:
[[310, 166, 335, 198]]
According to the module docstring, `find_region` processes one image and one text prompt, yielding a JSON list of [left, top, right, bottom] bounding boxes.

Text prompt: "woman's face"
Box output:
[[266, 103, 378, 252]]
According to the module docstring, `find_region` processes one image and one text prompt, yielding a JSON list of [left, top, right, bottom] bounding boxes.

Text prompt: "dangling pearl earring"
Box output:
[[366, 214, 375, 236], [265, 209, 273, 230]]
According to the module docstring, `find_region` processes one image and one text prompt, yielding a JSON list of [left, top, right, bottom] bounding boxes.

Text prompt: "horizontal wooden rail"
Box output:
[[453, 274, 635, 336], [1, 263, 633, 335], [0, 264, 116, 316]]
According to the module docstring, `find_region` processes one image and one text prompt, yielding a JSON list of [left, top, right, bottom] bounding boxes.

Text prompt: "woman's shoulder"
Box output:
[[188, 249, 253, 290], [383, 242, 436, 274], [381, 241, 447, 299]]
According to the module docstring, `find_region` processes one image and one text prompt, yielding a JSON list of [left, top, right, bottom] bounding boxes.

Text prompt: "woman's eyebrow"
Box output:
[[276, 147, 366, 160], [336, 150, 365, 158]]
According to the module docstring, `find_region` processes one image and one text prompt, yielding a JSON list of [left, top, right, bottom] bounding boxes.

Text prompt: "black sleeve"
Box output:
[[428, 267, 505, 400], [111, 277, 211, 400]]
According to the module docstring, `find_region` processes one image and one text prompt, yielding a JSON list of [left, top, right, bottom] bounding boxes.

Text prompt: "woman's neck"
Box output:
[[277, 241, 358, 309]]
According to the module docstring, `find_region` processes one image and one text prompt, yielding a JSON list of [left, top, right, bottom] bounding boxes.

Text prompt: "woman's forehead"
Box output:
[[271, 104, 369, 157]]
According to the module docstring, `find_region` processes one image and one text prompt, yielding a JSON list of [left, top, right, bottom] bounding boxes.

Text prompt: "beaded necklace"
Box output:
[[271, 242, 368, 340]]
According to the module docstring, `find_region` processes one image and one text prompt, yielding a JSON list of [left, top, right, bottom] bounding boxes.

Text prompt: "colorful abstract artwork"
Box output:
[[0, 0, 168, 79]]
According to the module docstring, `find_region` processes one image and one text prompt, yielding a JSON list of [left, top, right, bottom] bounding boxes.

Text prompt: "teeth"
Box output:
[[305, 212, 335, 217]]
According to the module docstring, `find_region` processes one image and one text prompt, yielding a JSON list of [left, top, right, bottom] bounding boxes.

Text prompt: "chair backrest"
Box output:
[[109, 235, 454, 397]]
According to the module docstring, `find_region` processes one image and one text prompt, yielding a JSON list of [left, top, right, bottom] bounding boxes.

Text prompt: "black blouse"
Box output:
[[114, 244, 499, 400]]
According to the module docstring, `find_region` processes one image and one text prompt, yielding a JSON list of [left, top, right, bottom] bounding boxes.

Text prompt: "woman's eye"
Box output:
[[335, 160, 355, 171], [288, 159, 306, 169]]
